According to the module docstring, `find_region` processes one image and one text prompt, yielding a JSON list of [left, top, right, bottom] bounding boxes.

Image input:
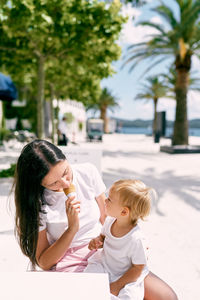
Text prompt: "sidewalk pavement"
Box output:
[[0, 134, 200, 300]]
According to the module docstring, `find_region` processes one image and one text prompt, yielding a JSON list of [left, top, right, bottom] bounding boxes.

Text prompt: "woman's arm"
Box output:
[[36, 226, 78, 270], [36, 196, 80, 270], [110, 264, 145, 296], [95, 192, 107, 225]]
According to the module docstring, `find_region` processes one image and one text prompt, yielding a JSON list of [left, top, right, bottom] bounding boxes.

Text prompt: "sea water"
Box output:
[[120, 127, 200, 137]]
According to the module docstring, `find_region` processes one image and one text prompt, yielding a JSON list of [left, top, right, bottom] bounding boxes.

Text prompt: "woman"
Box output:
[[14, 139, 178, 299]]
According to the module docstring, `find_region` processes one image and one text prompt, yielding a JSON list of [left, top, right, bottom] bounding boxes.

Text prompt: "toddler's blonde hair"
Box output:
[[110, 179, 153, 225]]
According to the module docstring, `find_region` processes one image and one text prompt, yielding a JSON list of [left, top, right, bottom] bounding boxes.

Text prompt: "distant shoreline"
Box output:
[[118, 126, 200, 137], [113, 117, 200, 129]]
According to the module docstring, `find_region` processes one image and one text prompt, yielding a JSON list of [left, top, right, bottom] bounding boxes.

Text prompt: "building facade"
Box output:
[[58, 99, 87, 143]]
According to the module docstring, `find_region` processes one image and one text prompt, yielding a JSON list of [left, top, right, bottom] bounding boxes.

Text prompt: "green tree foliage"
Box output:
[[124, 0, 200, 145], [0, 0, 126, 138], [0, 163, 16, 178], [135, 77, 167, 134]]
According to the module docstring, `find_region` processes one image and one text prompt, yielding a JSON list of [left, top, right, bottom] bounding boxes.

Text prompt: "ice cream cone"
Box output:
[[64, 184, 76, 198]]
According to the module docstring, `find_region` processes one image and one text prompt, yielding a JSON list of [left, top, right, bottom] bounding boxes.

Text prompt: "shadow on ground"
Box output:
[[103, 150, 164, 161], [0, 178, 13, 196], [0, 229, 14, 235], [103, 167, 200, 215], [0, 156, 18, 166]]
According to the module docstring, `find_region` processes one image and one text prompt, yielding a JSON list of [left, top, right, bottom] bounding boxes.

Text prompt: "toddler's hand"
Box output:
[[88, 234, 105, 250], [110, 281, 121, 297]]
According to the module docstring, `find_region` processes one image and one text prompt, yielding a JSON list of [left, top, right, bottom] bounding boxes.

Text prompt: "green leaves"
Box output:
[[0, 163, 16, 178], [135, 76, 167, 102], [1, 0, 126, 137]]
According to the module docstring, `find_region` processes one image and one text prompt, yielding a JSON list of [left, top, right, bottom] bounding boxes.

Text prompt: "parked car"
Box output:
[[87, 119, 104, 142]]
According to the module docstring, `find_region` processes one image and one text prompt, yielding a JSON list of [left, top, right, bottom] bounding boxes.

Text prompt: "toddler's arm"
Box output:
[[110, 264, 145, 296], [88, 234, 105, 250]]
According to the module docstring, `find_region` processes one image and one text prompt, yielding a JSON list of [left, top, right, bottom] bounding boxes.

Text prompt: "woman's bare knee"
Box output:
[[144, 272, 178, 300]]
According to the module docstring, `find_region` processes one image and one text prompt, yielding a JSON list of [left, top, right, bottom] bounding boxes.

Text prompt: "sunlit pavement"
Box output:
[[0, 134, 200, 300]]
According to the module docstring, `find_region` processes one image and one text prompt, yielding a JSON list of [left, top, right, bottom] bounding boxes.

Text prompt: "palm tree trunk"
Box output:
[[172, 52, 191, 145], [153, 98, 158, 135], [172, 59, 190, 145], [36, 55, 45, 139], [100, 107, 108, 133]]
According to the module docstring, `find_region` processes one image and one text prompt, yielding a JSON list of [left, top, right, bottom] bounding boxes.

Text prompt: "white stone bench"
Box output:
[[0, 272, 110, 300], [59, 146, 102, 174]]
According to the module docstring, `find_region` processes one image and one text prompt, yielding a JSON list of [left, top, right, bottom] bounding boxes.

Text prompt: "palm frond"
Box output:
[[137, 21, 166, 35], [134, 75, 168, 104], [139, 56, 170, 78], [151, 4, 178, 29], [127, 42, 149, 51], [123, 0, 200, 84]]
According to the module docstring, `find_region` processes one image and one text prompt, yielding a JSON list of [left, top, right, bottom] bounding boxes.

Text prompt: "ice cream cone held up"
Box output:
[[64, 184, 80, 214], [64, 183, 76, 198]]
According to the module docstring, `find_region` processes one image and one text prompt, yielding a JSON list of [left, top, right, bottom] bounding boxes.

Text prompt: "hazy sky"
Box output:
[[100, 0, 200, 121]]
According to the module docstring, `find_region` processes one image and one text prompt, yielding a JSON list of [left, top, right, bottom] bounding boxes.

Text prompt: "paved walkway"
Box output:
[[0, 134, 200, 300]]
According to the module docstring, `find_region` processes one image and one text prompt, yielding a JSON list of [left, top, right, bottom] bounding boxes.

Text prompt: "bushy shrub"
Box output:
[[0, 163, 16, 177], [0, 128, 13, 142]]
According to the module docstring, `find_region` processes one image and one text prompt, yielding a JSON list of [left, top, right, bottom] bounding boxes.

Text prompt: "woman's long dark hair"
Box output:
[[14, 139, 66, 267]]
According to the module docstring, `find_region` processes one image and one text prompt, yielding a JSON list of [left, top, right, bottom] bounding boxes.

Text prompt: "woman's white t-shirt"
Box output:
[[39, 163, 106, 248]]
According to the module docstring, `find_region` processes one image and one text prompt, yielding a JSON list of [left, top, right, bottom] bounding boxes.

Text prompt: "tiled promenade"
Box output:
[[1, 134, 200, 300]]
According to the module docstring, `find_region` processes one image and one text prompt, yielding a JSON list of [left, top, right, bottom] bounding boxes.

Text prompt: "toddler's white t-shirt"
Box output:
[[89, 216, 149, 283], [39, 162, 106, 248]]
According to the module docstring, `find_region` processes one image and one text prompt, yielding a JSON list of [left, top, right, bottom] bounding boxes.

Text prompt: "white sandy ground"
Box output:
[[0, 134, 200, 300]]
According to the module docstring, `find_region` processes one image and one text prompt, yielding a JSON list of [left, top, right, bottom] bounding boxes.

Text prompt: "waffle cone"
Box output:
[[64, 184, 76, 196]]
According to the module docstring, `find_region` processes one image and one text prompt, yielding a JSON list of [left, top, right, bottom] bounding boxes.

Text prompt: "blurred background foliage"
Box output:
[[0, 0, 126, 138]]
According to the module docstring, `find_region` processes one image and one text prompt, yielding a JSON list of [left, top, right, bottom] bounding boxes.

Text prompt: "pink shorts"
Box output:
[[52, 244, 96, 273]]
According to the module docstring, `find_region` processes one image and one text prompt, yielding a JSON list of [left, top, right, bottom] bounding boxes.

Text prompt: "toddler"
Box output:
[[84, 179, 154, 300]]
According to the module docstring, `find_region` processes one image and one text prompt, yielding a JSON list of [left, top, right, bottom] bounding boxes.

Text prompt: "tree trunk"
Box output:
[[44, 100, 51, 138], [1, 101, 6, 129], [100, 106, 108, 133], [36, 55, 45, 139], [172, 54, 191, 145], [0, 101, 5, 143], [50, 84, 55, 143], [55, 99, 60, 145], [153, 98, 158, 134]]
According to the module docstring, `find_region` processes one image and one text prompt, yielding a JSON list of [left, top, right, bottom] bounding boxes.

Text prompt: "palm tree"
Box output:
[[135, 76, 167, 134], [124, 0, 200, 145], [87, 87, 119, 133]]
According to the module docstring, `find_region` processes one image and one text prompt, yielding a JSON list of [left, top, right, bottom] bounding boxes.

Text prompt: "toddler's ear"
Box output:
[[121, 207, 129, 216]]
